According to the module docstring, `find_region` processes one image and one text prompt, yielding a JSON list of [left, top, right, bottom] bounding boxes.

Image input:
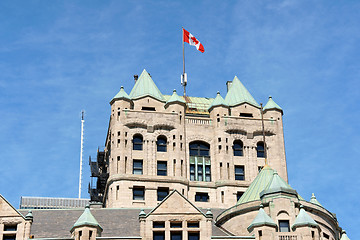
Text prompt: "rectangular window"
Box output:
[[279, 220, 290, 232], [189, 156, 211, 182], [157, 161, 167, 176], [4, 225, 17, 231], [3, 236, 16, 240], [235, 165, 245, 180], [188, 232, 199, 240], [133, 186, 145, 200], [190, 164, 195, 181], [240, 113, 253, 118], [142, 106, 156, 111], [157, 188, 169, 201], [237, 191, 244, 201], [133, 160, 143, 175], [153, 221, 165, 228], [323, 233, 330, 239], [171, 231, 182, 240], [187, 222, 199, 228], [195, 192, 209, 202], [170, 222, 182, 228], [153, 231, 165, 240]]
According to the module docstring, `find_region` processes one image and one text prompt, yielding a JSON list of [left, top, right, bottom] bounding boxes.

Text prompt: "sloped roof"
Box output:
[[292, 206, 318, 230], [237, 165, 274, 205], [208, 92, 228, 111], [0, 194, 25, 219], [263, 96, 282, 112], [111, 86, 131, 103], [224, 76, 260, 108], [247, 205, 277, 232], [129, 69, 165, 102], [309, 193, 323, 207], [260, 170, 297, 198], [71, 206, 102, 232], [165, 90, 186, 106], [340, 230, 351, 240]]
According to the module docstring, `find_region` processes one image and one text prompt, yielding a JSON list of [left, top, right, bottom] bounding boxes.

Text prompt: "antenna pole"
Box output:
[[182, 27, 187, 97], [260, 104, 268, 165], [78, 110, 85, 199]]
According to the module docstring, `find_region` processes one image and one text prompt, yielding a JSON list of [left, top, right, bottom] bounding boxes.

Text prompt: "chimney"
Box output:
[[134, 75, 138, 82], [226, 81, 233, 92]]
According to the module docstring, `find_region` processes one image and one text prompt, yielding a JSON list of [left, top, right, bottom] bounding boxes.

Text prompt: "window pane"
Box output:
[[4, 225, 17, 231], [235, 166, 245, 181], [170, 222, 182, 228], [279, 220, 290, 232], [153, 231, 165, 240], [133, 187, 144, 200], [133, 160, 143, 175], [157, 188, 169, 201], [153, 222, 165, 228], [195, 192, 209, 202], [171, 232, 182, 240], [157, 161, 167, 176], [3, 236, 16, 240], [188, 232, 199, 240], [187, 222, 199, 228]]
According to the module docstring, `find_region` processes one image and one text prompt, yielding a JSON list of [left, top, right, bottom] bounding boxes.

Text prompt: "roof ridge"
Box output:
[[129, 69, 165, 102]]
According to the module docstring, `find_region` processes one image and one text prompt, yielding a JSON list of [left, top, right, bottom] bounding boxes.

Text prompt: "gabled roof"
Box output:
[[247, 205, 277, 232], [340, 230, 351, 240], [292, 206, 318, 230], [71, 205, 102, 232], [263, 96, 283, 113], [145, 190, 206, 218], [237, 165, 274, 205], [0, 194, 25, 219], [208, 92, 228, 111], [224, 76, 260, 108], [129, 69, 165, 102], [260, 170, 297, 198], [165, 90, 186, 107], [111, 86, 131, 103], [310, 193, 323, 207]]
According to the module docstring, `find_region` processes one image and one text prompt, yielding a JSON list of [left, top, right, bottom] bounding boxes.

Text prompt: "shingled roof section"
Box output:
[[20, 208, 228, 238]]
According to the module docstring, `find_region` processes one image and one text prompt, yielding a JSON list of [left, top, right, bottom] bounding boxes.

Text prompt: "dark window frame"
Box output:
[[133, 159, 143, 175], [233, 140, 244, 156], [157, 161, 167, 176], [133, 186, 145, 200], [278, 220, 290, 232], [133, 135, 143, 151], [157, 188, 169, 201], [195, 192, 209, 202], [157, 136, 167, 152], [257, 142, 266, 158], [235, 165, 245, 181]]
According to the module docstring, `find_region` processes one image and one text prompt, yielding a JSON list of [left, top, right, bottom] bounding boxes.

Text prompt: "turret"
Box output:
[[208, 91, 229, 125], [70, 205, 103, 240], [263, 96, 283, 121]]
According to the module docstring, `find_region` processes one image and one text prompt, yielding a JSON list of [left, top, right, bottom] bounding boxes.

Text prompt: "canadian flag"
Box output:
[[183, 28, 205, 53]]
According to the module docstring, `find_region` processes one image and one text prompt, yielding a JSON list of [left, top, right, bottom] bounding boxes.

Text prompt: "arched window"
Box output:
[[132, 134, 143, 151], [233, 140, 243, 156], [189, 141, 211, 182], [256, 142, 266, 158], [156, 136, 167, 152]]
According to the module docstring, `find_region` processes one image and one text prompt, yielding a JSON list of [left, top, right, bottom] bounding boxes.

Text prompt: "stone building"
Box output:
[[0, 69, 351, 240]]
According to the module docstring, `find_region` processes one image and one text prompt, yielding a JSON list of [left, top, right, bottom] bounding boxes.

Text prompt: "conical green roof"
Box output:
[[310, 193, 323, 207], [208, 92, 227, 111], [166, 90, 185, 105], [260, 170, 297, 198], [292, 206, 318, 230], [340, 230, 350, 240], [129, 69, 165, 102], [111, 86, 131, 103], [71, 205, 102, 232], [224, 76, 260, 108], [247, 205, 277, 232], [263, 96, 282, 112], [237, 165, 274, 205]]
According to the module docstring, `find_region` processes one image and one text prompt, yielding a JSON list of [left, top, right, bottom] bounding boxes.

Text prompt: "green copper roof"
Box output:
[[310, 193, 323, 207], [113, 86, 130, 100], [224, 76, 260, 108], [166, 90, 185, 105], [129, 69, 165, 102], [71, 205, 102, 232], [292, 206, 318, 230], [340, 230, 350, 240], [263, 96, 282, 112], [237, 165, 274, 205], [208, 92, 227, 111], [247, 205, 277, 232], [260, 170, 297, 198]]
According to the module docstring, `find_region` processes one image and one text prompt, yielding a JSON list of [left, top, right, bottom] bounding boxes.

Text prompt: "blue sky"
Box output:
[[0, 0, 359, 238]]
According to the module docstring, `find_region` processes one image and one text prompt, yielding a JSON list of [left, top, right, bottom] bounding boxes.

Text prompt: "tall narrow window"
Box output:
[[233, 140, 243, 156], [133, 160, 143, 175], [157, 136, 167, 152], [157, 161, 167, 176], [235, 165, 245, 180], [257, 142, 266, 158], [189, 141, 211, 181], [133, 134, 143, 150]]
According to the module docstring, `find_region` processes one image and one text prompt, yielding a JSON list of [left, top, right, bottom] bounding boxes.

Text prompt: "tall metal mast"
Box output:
[[78, 110, 85, 199]]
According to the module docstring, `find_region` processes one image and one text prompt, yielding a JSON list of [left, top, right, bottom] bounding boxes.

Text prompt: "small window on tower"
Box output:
[[142, 106, 156, 111]]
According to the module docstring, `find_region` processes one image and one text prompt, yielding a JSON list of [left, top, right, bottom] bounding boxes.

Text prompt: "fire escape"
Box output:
[[88, 149, 109, 203]]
